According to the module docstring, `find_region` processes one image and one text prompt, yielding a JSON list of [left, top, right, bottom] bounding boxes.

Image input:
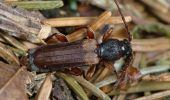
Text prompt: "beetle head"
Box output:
[[95, 39, 132, 61]]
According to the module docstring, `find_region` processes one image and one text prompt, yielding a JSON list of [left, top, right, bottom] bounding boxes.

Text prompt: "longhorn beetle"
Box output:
[[27, 0, 141, 88]]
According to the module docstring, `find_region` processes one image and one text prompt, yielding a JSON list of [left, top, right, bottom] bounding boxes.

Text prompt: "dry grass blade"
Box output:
[[0, 42, 19, 66], [132, 38, 169, 45], [95, 65, 170, 88], [141, 0, 168, 13], [132, 43, 170, 52], [132, 38, 170, 52], [143, 73, 170, 82], [66, 11, 112, 42], [150, 8, 170, 24], [89, 11, 112, 32], [0, 36, 5, 43], [71, 75, 111, 100], [35, 74, 52, 100], [157, 0, 170, 8], [7, 46, 27, 56], [108, 81, 170, 95], [93, 67, 111, 83], [135, 90, 170, 100], [0, 62, 29, 100], [43, 16, 132, 27], [89, 66, 104, 83], [56, 73, 89, 100], [0, 32, 27, 51], [22, 41, 38, 49], [140, 65, 170, 75], [94, 75, 117, 88], [66, 28, 87, 42], [139, 0, 170, 24], [147, 50, 170, 63]]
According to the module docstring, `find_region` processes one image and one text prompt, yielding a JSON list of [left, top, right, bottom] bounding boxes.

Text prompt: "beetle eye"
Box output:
[[123, 39, 129, 43]]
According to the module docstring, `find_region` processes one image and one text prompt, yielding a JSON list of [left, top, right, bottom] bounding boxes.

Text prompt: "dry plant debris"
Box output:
[[0, 62, 29, 100]]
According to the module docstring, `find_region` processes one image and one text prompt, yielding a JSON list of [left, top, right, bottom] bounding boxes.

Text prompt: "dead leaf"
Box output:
[[0, 61, 29, 100]]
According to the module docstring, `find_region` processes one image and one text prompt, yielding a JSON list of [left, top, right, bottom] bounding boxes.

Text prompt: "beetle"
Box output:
[[27, 0, 141, 88]]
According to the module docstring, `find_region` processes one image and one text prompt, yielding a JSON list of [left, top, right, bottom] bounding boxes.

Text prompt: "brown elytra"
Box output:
[[28, 39, 99, 72]]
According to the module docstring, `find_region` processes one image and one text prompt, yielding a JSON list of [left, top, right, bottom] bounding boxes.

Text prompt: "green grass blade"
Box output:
[[56, 73, 89, 100], [6, 0, 64, 10]]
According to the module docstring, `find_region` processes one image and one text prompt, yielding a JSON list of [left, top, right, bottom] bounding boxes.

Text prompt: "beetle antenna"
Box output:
[[113, 0, 132, 41]]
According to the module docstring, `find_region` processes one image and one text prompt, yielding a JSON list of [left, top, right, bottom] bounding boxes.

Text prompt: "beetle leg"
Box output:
[[115, 66, 141, 90], [126, 66, 141, 82], [103, 61, 118, 78], [115, 54, 141, 89], [102, 24, 114, 42], [82, 30, 100, 78], [70, 26, 95, 39], [45, 33, 68, 43], [63, 67, 83, 76], [86, 26, 95, 39], [116, 53, 133, 89], [85, 64, 96, 80]]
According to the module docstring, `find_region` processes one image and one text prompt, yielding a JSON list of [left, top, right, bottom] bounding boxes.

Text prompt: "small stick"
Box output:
[[42, 16, 132, 27]]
